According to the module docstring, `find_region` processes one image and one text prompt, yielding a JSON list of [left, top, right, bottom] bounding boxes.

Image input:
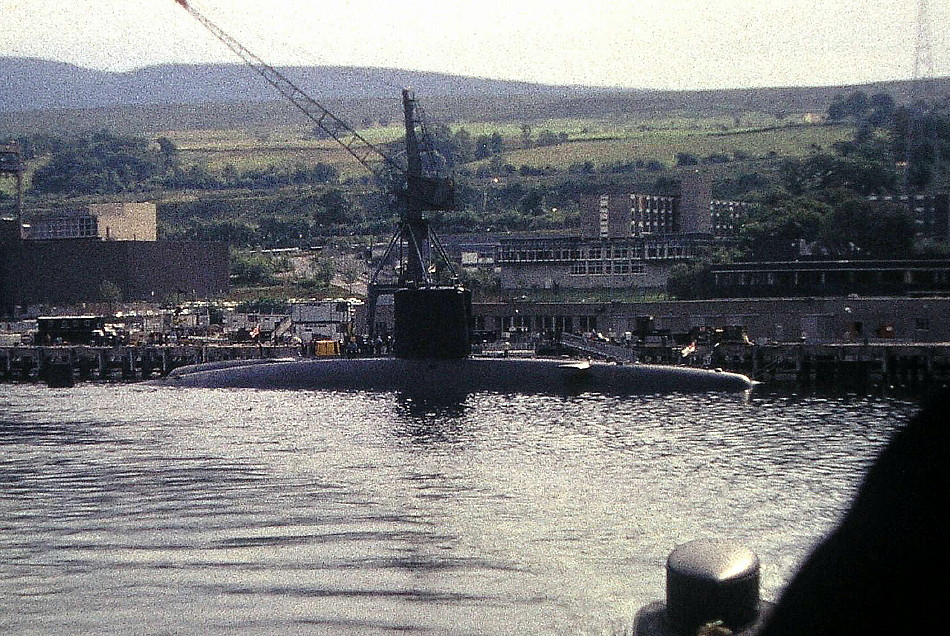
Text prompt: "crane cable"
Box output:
[[172, 0, 406, 183]]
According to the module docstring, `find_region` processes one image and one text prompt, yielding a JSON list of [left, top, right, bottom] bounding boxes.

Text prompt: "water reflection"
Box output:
[[0, 419, 106, 446], [395, 391, 469, 419], [392, 392, 471, 445], [0, 384, 919, 636]]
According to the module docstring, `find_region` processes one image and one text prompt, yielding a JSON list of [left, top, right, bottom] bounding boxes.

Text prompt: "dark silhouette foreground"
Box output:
[[756, 389, 949, 635]]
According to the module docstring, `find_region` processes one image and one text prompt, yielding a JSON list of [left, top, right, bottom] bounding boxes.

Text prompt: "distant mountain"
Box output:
[[2, 57, 949, 137], [0, 57, 598, 113]]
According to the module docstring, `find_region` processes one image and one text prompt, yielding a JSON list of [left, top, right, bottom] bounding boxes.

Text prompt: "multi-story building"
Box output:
[[1, 203, 228, 315], [710, 259, 950, 298], [467, 296, 950, 344], [629, 193, 677, 235], [497, 176, 750, 291], [364, 292, 950, 343], [867, 193, 949, 242], [497, 234, 701, 291]]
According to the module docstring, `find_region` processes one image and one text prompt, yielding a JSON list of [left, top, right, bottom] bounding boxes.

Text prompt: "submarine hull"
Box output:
[[153, 357, 753, 394]]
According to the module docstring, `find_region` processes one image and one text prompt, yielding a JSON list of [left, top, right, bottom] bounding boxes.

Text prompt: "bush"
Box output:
[[230, 250, 279, 285]]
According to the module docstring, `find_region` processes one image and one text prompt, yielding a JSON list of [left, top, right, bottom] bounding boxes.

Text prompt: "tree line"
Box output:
[[2, 131, 342, 196]]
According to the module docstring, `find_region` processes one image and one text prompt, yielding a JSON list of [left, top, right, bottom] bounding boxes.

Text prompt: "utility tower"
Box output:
[[906, 0, 940, 192], [914, 0, 935, 96]]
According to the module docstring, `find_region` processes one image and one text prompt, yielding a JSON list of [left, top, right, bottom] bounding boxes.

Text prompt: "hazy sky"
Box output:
[[1, 0, 947, 90]]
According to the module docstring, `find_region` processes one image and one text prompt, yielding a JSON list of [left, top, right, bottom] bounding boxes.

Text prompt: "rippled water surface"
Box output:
[[0, 384, 917, 635]]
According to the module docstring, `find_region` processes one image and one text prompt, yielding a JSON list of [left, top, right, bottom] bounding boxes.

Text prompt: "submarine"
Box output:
[[155, 278, 752, 395], [157, 355, 753, 394], [160, 3, 753, 396]]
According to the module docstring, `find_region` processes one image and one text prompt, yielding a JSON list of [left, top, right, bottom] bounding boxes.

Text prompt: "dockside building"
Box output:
[[498, 176, 752, 292], [1, 203, 228, 316]]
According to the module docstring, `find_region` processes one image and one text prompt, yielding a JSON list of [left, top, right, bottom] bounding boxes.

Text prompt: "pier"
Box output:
[[556, 334, 950, 390], [1, 344, 301, 384], [749, 342, 950, 390], [4, 340, 950, 391]]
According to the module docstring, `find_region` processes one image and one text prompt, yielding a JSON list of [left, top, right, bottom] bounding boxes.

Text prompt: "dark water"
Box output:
[[0, 384, 917, 635]]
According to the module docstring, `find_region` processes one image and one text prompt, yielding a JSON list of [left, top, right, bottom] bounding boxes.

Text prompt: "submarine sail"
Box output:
[[394, 287, 472, 359]]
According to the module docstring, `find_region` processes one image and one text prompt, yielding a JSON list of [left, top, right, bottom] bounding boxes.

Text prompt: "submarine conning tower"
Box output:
[[393, 286, 473, 359]]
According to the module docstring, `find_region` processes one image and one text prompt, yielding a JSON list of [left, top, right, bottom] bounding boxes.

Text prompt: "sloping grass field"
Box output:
[[490, 123, 853, 170], [157, 115, 854, 180]]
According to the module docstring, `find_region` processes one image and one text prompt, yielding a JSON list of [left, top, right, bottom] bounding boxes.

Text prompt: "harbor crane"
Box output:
[[172, 0, 469, 354]]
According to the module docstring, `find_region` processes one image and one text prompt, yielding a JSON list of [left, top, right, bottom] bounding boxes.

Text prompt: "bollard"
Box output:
[[633, 539, 773, 635]]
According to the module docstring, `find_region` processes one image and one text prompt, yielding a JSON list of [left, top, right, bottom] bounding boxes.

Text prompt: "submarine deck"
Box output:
[[156, 356, 753, 394]]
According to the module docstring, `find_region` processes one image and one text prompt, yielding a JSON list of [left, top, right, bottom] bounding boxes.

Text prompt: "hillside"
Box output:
[[2, 56, 950, 136]]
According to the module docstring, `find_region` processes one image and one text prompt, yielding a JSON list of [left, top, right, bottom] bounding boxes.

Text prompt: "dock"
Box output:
[[557, 334, 950, 390], [750, 342, 950, 389], [4, 340, 949, 392], [1, 344, 301, 384]]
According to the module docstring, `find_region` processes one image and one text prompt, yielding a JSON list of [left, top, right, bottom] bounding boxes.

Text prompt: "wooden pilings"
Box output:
[[750, 343, 950, 390], [5, 341, 949, 390], [555, 337, 950, 391], [0, 344, 301, 384]]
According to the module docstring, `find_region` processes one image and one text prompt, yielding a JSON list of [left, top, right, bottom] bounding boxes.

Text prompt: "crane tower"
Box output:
[[172, 0, 471, 358]]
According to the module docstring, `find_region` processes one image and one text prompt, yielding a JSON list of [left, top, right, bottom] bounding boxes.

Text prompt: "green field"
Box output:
[[502, 123, 853, 170], [0, 115, 853, 204], [154, 115, 854, 181], [163, 125, 402, 178]]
